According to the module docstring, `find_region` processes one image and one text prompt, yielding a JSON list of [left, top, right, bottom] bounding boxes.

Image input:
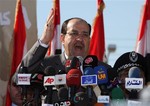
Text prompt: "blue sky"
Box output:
[[37, 0, 145, 66]]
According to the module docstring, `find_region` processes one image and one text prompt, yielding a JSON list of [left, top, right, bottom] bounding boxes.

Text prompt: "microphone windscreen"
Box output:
[[70, 56, 80, 69], [107, 68, 119, 88], [110, 87, 125, 100], [57, 70, 66, 74], [30, 72, 46, 94], [58, 87, 68, 101], [44, 66, 56, 76], [74, 92, 89, 106], [19, 66, 28, 73], [30, 72, 44, 85], [65, 57, 73, 70], [111, 87, 126, 106], [65, 56, 80, 72], [76, 56, 83, 64], [83, 67, 94, 75], [94, 65, 108, 84], [128, 67, 141, 78], [107, 68, 118, 81], [83, 55, 98, 70], [125, 67, 143, 95], [66, 69, 82, 87]]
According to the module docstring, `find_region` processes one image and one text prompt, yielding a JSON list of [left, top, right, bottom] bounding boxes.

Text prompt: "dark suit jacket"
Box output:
[[17, 41, 66, 74]]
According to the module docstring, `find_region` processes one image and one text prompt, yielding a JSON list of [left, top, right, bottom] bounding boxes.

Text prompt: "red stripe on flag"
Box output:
[[135, 0, 150, 56], [89, 0, 105, 61], [5, 0, 26, 105], [47, 0, 61, 56]]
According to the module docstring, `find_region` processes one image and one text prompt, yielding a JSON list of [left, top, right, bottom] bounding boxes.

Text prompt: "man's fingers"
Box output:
[[47, 8, 54, 24]]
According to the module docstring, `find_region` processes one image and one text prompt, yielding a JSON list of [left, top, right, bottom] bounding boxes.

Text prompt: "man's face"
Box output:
[[9, 82, 34, 106], [10, 82, 22, 105], [61, 19, 90, 58]]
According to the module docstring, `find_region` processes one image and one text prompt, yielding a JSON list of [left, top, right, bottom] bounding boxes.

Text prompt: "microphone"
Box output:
[[107, 68, 119, 90], [125, 67, 143, 100], [73, 56, 82, 69], [76, 56, 84, 64], [94, 65, 110, 105], [81, 67, 97, 105], [30, 72, 45, 105], [65, 56, 80, 72], [76, 56, 84, 72], [58, 87, 68, 101], [128, 67, 141, 78], [110, 87, 126, 106], [65, 57, 72, 72], [17, 66, 31, 105], [53, 87, 71, 106], [66, 69, 82, 102], [74, 92, 89, 106], [94, 65, 109, 95], [43, 66, 56, 105], [83, 55, 98, 70], [55, 70, 66, 89], [124, 67, 143, 106], [57, 69, 66, 74]]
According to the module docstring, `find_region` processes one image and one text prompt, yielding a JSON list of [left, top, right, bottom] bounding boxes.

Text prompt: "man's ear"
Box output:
[[60, 34, 65, 44]]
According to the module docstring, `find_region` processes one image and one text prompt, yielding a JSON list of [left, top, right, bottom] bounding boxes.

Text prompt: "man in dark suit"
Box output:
[[19, 15, 91, 74], [15, 9, 111, 105]]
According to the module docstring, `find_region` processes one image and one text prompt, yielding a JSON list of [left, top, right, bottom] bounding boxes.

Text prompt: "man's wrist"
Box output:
[[38, 39, 49, 48]]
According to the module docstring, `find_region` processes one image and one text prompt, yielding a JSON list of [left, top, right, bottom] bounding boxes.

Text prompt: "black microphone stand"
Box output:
[[20, 66, 28, 106]]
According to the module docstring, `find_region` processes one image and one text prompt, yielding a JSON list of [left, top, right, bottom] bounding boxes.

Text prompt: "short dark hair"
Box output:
[[61, 17, 91, 35]]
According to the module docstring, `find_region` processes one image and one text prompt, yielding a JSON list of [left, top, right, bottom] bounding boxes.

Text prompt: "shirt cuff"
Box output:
[[38, 39, 49, 48]]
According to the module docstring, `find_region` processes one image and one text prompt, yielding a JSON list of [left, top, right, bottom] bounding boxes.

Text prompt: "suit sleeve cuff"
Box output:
[[38, 39, 49, 48]]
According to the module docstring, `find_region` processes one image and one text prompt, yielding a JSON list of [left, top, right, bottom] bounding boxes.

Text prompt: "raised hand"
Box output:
[[40, 9, 55, 45]]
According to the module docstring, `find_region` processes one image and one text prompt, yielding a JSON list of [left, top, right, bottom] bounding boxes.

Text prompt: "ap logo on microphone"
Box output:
[[44, 76, 55, 86]]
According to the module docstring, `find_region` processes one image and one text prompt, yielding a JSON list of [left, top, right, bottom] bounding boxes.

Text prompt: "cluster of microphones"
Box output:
[[16, 55, 144, 106]]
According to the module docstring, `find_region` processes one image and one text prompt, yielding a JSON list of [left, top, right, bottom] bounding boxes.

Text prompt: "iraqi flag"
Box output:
[[5, 0, 27, 105], [89, 0, 105, 61], [135, 0, 150, 83], [47, 0, 62, 56], [135, 0, 150, 56]]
